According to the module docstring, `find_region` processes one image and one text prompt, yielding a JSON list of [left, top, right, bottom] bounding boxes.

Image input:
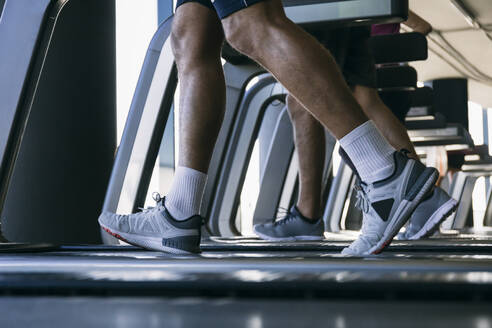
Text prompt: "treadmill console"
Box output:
[[222, 0, 408, 64], [283, 0, 408, 28]]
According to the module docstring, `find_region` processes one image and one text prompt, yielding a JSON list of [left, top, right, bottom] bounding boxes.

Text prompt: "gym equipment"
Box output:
[[408, 124, 474, 149], [1, 2, 491, 322], [376, 65, 418, 89], [370, 32, 428, 64], [0, 0, 116, 243], [427, 78, 469, 128], [103, 0, 411, 239], [405, 112, 447, 130]]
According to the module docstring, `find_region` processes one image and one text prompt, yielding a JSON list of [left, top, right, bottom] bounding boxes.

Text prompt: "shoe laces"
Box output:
[[354, 184, 370, 214], [353, 184, 380, 244], [273, 211, 296, 226], [137, 192, 164, 214], [273, 207, 291, 222]]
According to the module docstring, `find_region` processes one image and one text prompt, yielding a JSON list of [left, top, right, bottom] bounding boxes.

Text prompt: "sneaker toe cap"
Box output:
[[253, 223, 277, 238], [98, 211, 114, 226], [99, 212, 129, 232], [253, 223, 267, 235], [341, 247, 358, 256]]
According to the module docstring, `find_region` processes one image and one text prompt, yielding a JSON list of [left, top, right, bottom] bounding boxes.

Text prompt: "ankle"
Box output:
[[165, 166, 207, 221], [296, 202, 320, 221]]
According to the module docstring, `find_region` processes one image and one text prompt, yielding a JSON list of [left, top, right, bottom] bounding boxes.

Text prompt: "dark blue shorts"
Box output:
[[176, 0, 266, 19]]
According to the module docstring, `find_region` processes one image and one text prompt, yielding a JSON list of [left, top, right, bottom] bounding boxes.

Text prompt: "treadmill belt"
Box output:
[[201, 236, 492, 254], [1, 246, 492, 299]]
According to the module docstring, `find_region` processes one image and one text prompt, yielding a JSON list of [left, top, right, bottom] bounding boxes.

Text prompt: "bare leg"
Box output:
[[172, 3, 226, 173], [222, 0, 368, 139], [164, 3, 226, 220], [288, 86, 418, 220], [287, 95, 325, 220], [353, 85, 418, 159]]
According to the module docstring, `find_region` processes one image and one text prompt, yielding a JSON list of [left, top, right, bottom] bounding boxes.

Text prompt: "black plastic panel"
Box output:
[[377, 65, 417, 89], [369, 32, 428, 64]]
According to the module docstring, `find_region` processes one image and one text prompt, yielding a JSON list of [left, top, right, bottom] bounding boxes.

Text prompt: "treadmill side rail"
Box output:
[[103, 16, 176, 218], [0, 0, 53, 211]]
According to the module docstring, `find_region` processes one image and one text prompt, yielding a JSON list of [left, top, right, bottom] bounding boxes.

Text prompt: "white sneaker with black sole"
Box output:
[[341, 151, 439, 256], [98, 193, 202, 254], [398, 187, 458, 240]]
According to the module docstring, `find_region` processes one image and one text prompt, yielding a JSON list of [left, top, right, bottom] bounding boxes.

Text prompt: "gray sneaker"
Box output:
[[253, 206, 324, 241], [398, 187, 458, 240], [98, 193, 202, 254], [342, 151, 439, 256]]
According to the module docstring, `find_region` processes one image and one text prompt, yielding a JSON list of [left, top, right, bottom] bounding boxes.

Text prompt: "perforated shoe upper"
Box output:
[[342, 151, 428, 255], [98, 195, 202, 239]]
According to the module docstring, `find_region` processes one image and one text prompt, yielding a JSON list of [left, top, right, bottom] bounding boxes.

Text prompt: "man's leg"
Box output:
[[99, 2, 226, 253], [353, 85, 418, 159], [282, 86, 417, 221], [222, 1, 366, 139], [286, 84, 417, 221], [286, 95, 325, 220], [255, 87, 382, 241], [221, 0, 396, 185], [164, 2, 226, 220], [222, 0, 438, 254], [253, 94, 325, 240]]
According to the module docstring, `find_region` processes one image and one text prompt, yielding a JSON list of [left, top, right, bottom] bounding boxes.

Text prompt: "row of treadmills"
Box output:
[[0, 0, 491, 327]]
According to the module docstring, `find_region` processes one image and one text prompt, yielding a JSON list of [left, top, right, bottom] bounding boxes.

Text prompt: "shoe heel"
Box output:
[[405, 167, 439, 201], [162, 235, 201, 254]]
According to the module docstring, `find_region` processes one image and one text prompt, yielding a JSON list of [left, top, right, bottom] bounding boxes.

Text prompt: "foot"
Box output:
[[98, 193, 202, 254], [398, 187, 458, 240], [342, 151, 439, 256], [253, 206, 324, 241]]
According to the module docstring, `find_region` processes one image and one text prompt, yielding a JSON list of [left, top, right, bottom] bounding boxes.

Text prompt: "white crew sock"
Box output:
[[339, 120, 396, 184], [165, 166, 207, 221]]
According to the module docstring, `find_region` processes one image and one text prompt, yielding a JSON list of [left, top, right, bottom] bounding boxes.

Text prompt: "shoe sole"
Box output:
[[408, 198, 458, 240], [253, 227, 324, 242], [99, 222, 199, 255], [368, 167, 439, 255]]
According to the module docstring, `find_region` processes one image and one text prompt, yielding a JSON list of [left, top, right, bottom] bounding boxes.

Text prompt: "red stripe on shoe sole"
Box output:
[[101, 226, 133, 245]]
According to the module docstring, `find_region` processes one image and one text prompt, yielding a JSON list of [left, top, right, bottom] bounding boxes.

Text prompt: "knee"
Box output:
[[222, 6, 289, 60], [171, 14, 224, 68], [170, 18, 188, 64], [222, 19, 259, 59]]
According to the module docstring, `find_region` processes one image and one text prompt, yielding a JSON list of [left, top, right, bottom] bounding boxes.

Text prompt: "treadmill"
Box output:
[[101, 0, 492, 257], [102, 0, 410, 241], [1, 1, 492, 322], [0, 0, 116, 245]]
